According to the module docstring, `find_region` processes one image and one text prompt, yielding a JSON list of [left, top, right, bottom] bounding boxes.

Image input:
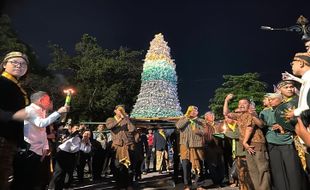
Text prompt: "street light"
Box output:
[[261, 15, 310, 41]]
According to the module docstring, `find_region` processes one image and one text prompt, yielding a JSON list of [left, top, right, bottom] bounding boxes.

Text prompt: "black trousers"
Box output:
[[49, 150, 76, 190], [145, 145, 156, 172], [77, 151, 91, 181], [181, 159, 191, 186], [102, 143, 112, 175], [92, 149, 105, 180], [268, 143, 309, 190], [12, 150, 47, 190]]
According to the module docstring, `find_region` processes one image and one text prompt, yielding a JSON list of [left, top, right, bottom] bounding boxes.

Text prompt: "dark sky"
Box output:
[[2, 0, 310, 113]]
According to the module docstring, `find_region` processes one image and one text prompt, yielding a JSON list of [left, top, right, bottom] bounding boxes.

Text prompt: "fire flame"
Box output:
[[63, 88, 75, 94]]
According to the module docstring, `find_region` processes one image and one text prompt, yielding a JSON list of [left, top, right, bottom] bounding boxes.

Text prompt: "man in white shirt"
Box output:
[[23, 91, 68, 189], [288, 53, 310, 117], [285, 52, 310, 125], [286, 52, 310, 146]]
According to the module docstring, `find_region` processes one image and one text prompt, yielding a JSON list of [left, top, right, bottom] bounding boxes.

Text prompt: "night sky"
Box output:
[[2, 0, 310, 113]]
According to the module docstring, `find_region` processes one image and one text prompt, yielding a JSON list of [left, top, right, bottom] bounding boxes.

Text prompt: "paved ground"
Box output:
[[70, 171, 238, 190]]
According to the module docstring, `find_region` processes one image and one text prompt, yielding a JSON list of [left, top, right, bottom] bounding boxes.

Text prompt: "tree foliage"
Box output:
[[0, 15, 42, 74], [209, 73, 268, 119], [0, 15, 143, 122], [48, 34, 143, 121]]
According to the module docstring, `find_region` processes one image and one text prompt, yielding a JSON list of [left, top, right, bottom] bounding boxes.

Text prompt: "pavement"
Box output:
[[70, 171, 239, 190]]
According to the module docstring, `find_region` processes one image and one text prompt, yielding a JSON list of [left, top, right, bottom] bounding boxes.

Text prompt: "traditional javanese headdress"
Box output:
[[293, 52, 310, 66], [276, 80, 295, 89], [184, 105, 198, 117], [266, 93, 282, 100], [3, 51, 29, 64]]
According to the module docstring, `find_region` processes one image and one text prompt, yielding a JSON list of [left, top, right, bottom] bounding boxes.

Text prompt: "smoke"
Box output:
[[54, 73, 69, 86]]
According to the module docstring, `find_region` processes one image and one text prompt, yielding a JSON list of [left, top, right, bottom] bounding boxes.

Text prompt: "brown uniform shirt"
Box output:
[[175, 116, 205, 148], [106, 116, 136, 147], [230, 112, 266, 148]]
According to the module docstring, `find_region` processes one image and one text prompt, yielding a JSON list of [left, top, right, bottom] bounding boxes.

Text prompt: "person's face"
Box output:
[[305, 41, 310, 53], [3, 57, 28, 78], [204, 113, 214, 122], [189, 108, 198, 118], [291, 59, 303, 76], [71, 125, 79, 133], [79, 124, 85, 130], [148, 129, 153, 134], [279, 84, 295, 98], [40, 95, 53, 110], [263, 97, 271, 107], [83, 131, 91, 138], [269, 97, 282, 107], [97, 125, 104, 131], [238, 99, 250, 112], [114, 108, 124, 117]]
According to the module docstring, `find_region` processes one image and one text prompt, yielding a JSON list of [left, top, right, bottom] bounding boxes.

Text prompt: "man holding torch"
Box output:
[[21, 91, 69, 189]]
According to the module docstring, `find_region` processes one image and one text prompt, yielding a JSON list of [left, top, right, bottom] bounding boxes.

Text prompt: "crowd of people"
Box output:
[[0, 39, 310, 190]]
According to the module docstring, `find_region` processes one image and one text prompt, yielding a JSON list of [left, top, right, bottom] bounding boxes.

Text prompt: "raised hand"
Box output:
[[225, 93, 234, 102], [281, 71, 303, 84]]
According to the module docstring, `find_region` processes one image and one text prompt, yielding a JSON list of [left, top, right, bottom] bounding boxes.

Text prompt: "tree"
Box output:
[[130, 33, 183, 119], [0, 14, 41, 72], [209, 73, 268, 119], [0, 15, 143, 122], [48, 34, 143, 121]]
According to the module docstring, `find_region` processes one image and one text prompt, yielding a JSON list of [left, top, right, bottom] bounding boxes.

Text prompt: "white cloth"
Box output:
[[24, 103, 61, 156], [58, 135, 91, 153], [294, 70, 310, 116]]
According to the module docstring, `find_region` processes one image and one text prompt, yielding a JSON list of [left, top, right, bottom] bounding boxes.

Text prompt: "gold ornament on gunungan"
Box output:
[[144, 33, 175, 67]]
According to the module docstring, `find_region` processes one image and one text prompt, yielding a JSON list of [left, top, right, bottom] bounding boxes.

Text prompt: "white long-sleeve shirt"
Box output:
[[58, 135, 91, 153], [24, 103, 61, 156], [294, 70, 310, 116]]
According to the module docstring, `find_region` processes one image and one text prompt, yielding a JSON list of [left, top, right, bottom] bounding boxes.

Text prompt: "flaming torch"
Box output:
[[64, 88, 74, 106], [61, 88, 75, 122]]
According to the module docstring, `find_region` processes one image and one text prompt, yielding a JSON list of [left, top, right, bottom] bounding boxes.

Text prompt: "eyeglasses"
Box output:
[[7, 60, 28, 67], [290, 61, 297, 66]]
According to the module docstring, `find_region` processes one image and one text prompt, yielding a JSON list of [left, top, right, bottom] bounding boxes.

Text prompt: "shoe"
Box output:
[[142, 171, 147, 175], [135, 174, 141, 180]]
